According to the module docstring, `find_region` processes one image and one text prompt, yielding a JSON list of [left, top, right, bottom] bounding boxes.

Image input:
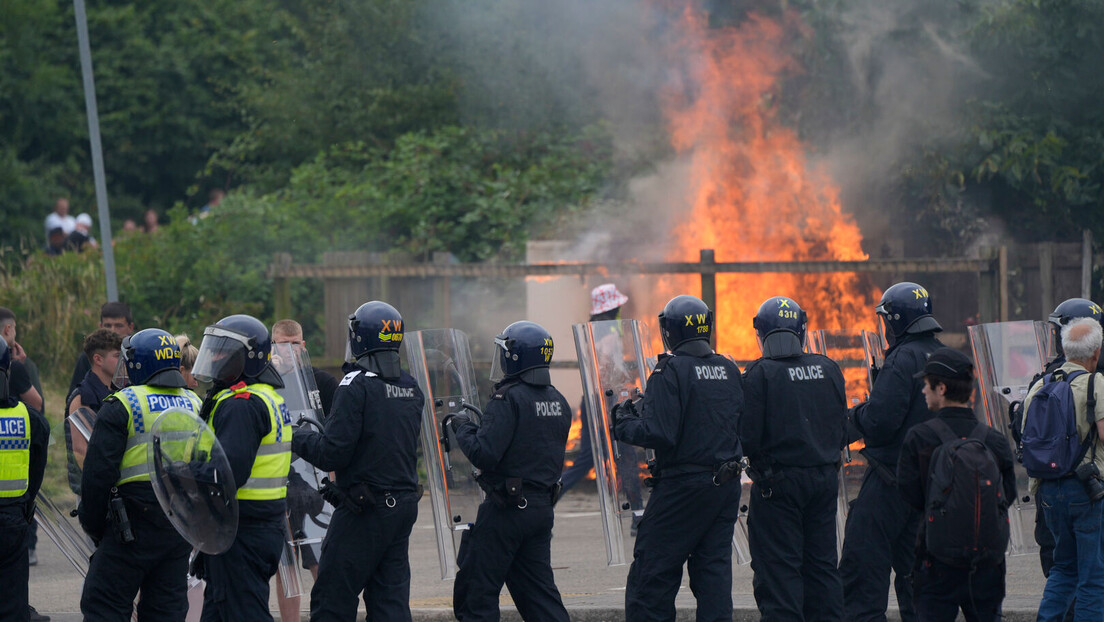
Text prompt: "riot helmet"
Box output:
[[192, 314, 274, 386], [1047, 298, 1103, 356], [658, 295, 713, 351], [874, 282, 942, 342], [0, 336, 10, 403], [347, 301, 404, 379], [753, 296, 807, 359], [489, 321, 553, 385], [114, 328, 187, 389]]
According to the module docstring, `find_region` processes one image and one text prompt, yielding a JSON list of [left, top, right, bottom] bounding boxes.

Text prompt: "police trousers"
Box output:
[[200, 517, 284, 622], [453, 496, 568, 622], [0, 507, 30, 622], [839, 467, 920, 622], [81, 502, 191, 622], [310, 491, 419, 622], [626, 472, 741, 622], [748, 464, 844, 622]]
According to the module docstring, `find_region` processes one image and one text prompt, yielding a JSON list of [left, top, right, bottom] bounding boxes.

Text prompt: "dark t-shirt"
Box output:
[[9, 360, 33, 398]]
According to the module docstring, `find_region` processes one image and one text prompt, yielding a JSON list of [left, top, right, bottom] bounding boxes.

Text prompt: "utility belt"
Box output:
[[477, 476, 561, 509], [319, 478, 423, 514], [650, 460, 743, 487]]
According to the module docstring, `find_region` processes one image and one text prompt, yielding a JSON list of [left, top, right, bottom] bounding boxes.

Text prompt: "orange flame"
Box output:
[[660, 8, 876, 358]]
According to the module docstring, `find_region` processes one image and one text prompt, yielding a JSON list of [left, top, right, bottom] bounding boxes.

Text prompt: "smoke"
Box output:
[[421, 0, 990, 259]]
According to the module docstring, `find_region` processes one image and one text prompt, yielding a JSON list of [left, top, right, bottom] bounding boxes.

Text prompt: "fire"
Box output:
[[563, 406, 597, 479], [659, 8, 876, 358]]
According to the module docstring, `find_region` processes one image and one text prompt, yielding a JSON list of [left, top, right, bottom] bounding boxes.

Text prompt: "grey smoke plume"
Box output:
[[421, 0, 988, 259]]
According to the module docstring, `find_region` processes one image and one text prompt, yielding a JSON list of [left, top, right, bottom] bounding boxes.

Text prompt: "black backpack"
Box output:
[[923, 419, 1009, 567]]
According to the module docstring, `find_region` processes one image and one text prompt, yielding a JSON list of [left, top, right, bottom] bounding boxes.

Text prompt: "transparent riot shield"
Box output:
[[969, 320, 1049, 556], [35, 491, 96, 576], [272, 342, 332, 583], [272, 342, 325, 428], [147, 407, 238, 554], [573, 319, 654, 566], [405, 328, 484, 580], [67, 407, 98, 472], [809, 329, 878, 557]]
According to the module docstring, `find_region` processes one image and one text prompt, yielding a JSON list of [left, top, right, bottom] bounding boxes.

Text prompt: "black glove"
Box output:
[[444, 412, 472, 433], [609, 399, 632, 440]]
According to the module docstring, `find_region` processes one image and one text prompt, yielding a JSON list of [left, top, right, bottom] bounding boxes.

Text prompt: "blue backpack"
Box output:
[[1021, 370, 1097, 479]]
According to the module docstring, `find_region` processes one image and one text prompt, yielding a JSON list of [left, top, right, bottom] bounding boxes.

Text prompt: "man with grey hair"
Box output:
[[1023, 317, 1104, 621]]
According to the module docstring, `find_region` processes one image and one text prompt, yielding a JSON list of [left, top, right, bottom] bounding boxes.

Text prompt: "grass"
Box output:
[[39, 376, 79, 510]]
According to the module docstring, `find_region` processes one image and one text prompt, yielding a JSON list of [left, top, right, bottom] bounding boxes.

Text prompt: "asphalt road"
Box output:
[[28, 488, 1046, 621]]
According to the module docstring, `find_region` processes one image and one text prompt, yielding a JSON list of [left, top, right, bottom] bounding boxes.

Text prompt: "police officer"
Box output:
[[191, 314, 292, 621], [1028, 298, 1103, 590], [292, 301, 424, 621], [0, 336, 49, 622], [741, 296, 847, 621], [839, 282, 944, 622], [613, 295, 744, 622], [447, 320, 572, 622], [79, 329, 202, 620]]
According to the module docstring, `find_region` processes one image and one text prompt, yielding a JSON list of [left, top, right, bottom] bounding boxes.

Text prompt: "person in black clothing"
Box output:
[[64, 329, 122, 497], [69, 302, 135, 398], [191, 314, 291, 622], [613, 295, 744, 622], [897, 347, 1016, 621], [741, 296, 847, 621], [447, 320, 572, 622], [78, 329, 201, 621], [0, 336, 50, 622], [292, 302, 424, 622], [840, 282, 944, 622], [0, 308, 44, 413]]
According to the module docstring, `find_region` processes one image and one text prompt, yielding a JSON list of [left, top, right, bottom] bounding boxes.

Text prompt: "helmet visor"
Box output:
[[112, 356, 130, 389], [192, 326, 249, 384], [489, 336, 508, 382]]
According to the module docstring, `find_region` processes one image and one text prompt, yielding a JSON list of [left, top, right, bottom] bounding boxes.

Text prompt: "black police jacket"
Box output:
[[897, 406, 1016, 516], [850, 332, 943, 468], [615, 340, 743, 473], [293, 369, 424, 493], [453, 378, 571, 490], [204, 384, 287, 521], [0, 397, 49, 521], [78, 396, 175, 539], [740, 352, 847, 469]]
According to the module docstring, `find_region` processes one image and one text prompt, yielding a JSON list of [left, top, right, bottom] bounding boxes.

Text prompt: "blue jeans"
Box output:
[[1037, 478, 1104, 622]]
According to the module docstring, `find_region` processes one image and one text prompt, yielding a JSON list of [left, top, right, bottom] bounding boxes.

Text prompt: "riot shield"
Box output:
[[272, 341, 332, 577], [405, 328, 484, 580], [272, 342, 325, 427], [573, 319, 654, 567], [147, 407, 238, 554], [808, 329, 877, 557], [67, 407, 98, 472], [969, 320, 1049, 556], [35, 491, 96, 577]]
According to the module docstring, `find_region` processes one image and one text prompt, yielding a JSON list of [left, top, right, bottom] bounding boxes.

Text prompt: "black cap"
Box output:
[[914, 347, 974, 381]]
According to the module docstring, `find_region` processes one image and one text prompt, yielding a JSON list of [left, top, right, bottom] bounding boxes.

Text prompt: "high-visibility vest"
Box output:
[[0, 402, 31, 498], [212, 383, 291, 501], [116, 385, 203, 485]]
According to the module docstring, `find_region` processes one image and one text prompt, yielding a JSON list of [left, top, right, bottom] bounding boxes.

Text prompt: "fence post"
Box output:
[[978, 246, 999, 324], [273, 253, 292, 321], [1084, 229, 1094, 299], [700, 249, 717, 348]]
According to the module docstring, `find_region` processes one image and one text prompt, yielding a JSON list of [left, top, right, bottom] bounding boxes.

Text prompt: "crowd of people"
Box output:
[[1, 280, 1102, 622], [40, 190, 226, 255]]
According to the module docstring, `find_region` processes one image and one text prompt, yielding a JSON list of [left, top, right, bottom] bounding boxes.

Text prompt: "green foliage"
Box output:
[[0, 248, 106, 383], [266, 125, 613, 261]]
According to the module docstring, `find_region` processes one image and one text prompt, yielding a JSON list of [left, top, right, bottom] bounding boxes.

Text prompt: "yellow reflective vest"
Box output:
[[212, 383, 291, 501], [115, 385, 203, 485], [0, 402, 31, 498]]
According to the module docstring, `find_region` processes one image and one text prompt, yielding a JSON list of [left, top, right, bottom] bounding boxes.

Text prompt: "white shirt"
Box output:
[[45, 212, 76, 237]]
